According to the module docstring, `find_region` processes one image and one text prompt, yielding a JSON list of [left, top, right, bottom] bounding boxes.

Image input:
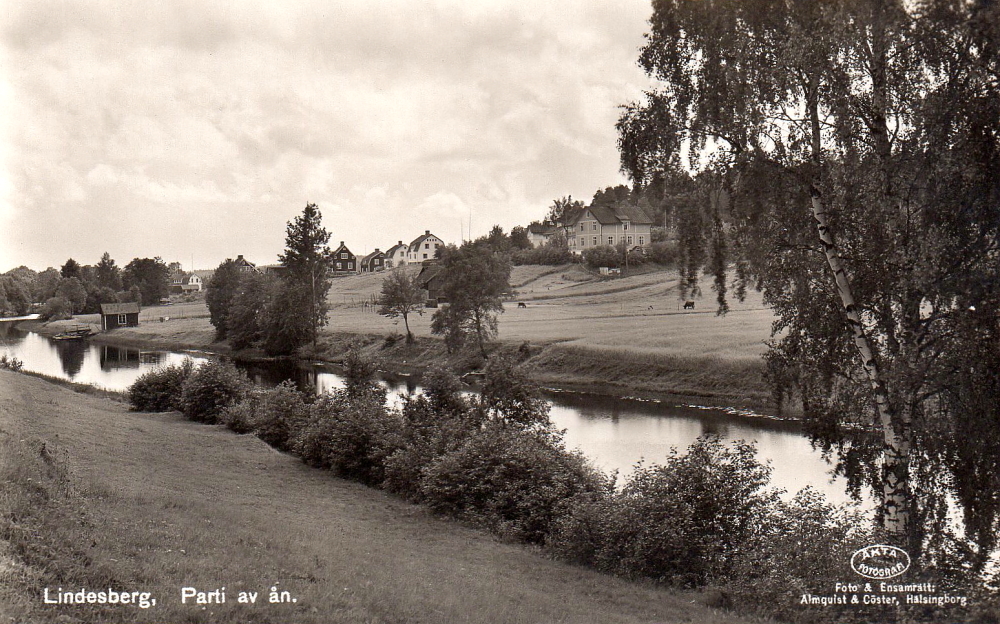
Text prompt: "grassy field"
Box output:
[[25, 264, 777, 408], [0, 369, 762, 624]]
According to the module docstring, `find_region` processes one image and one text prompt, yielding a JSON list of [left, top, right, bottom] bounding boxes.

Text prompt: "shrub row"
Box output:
[[127, 358, 250, 423], [126, 352, 982, 623]]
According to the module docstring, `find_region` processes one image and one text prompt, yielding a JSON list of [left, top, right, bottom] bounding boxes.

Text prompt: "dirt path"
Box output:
[[0, 370, 756, 624]]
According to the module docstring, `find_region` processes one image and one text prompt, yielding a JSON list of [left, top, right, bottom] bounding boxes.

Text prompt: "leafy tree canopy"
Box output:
[[619, 0, 1000, 561]]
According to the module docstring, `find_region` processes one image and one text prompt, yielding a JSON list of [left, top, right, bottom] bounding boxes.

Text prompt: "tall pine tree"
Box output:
[[276, 203, 334, 351]]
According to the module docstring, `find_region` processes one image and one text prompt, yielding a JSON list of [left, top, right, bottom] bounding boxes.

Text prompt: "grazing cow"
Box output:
[[683, 300, 695, 310], [517, 302, 527, 309], [647, 305, 654, 311]]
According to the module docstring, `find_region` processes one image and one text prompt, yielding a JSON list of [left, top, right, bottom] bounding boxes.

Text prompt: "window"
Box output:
[[423, 253, 428, 259], [580, 223, 585, 231], [580, 237, 585, 247], [336, 261, 342, 269], [608, 236, 614, 245], [592, 236, 598, 246], [639, 236, 644, 245], [340, 252, 348, 259], [425, 243, 429, 249], [592, 222, 597, 231], [117, 314, 127, 325], [627, 236, 633, 245], [623, 221, 629, 231]]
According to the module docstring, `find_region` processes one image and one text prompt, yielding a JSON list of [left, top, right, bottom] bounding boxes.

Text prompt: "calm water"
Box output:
[[0, 322, 857, 504]]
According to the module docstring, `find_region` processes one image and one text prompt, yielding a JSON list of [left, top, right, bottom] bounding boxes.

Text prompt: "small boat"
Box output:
[[52, 325, 95, 341]]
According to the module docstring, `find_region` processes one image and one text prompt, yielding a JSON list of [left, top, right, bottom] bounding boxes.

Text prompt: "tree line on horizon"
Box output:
[[0, 254, 177, 320]]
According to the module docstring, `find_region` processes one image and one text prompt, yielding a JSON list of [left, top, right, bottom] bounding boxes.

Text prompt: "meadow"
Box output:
[[34, 263, 778, 408], [0, 369, 759, 624]]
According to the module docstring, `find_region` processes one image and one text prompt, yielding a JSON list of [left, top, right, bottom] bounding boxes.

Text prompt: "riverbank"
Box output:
[[18, 313, 774, 412], [0, 368, 757, 624]]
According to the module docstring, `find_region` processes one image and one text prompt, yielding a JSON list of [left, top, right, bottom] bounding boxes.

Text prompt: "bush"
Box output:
[[420, 423, 607, 544], [383, 398, 478, 500], [720, 487, 875, 623], [647, 241, 679, 266], [510, 241, 573, 266], [257, 381, 311, 449], [0, 354, 24, 372], [548, 436, 778, 587], [127, 358, 194, 412], [581, 245, 622, 270], [38, 296, 72, 321], [219, 396, 258, 434], [178, 359, 252, 423], [291, 387, 403, 486]]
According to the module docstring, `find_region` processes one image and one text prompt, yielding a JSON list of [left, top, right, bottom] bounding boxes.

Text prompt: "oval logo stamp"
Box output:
[[851, 545, 910, 579]]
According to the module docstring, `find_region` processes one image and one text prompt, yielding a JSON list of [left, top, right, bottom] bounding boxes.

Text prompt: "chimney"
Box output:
[[374, 248, 380, 252], [425, 230, 430, 235], [340, 241, 344, 246], [237, 254, 244, 260], [398, 240, 403, 245]]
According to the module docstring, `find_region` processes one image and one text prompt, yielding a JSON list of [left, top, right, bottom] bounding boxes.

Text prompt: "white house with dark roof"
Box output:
[[384, 241, 408, 268], [565, 204, 653, 254], [407, 230, 443, 263]]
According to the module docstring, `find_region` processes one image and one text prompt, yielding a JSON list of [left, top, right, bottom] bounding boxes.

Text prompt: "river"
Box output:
[[0, 321, 860, 505]]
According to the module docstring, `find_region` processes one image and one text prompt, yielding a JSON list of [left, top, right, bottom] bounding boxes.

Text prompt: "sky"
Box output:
[[0, 0, 655, 273]]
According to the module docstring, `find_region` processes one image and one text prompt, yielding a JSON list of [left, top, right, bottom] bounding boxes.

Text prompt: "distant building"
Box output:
[[332, 242, 357, 274], [407, 231, 443, 263], [527, 222, 560, 248], [384, 241, 408, 268], [360, 249, 386, 273], [169, 270, 186, 293], [258, 264, 289, 278], [565, 204, 653, 254], [234, 255, 259, 273], [180, 273, 202, 292], [100, 302, 140, 331], [416, 263, 447, 306]]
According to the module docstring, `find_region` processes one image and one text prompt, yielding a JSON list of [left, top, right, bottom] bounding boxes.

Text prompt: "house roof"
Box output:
[[181, 274, 200, 285], [527, 222, 559, 235], [416, 263, 443, 287], [100, 302, 140, 315], [615, 204, 654, 225], [192, 269, 215, 280], [361, 250, 385, 264], [333, 241, 355, 257], [408, 230, 438, 252], [560, 205, 586, 227], [566, 204, 653, 227], [386, 242, 407, 257]]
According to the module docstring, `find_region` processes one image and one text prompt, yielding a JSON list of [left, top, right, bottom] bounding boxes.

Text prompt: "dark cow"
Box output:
[[517, 302, 527, 308], [683, 300, 695, 310]]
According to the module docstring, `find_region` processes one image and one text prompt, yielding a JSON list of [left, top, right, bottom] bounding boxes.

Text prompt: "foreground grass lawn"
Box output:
[[0, 370, 762, 624]]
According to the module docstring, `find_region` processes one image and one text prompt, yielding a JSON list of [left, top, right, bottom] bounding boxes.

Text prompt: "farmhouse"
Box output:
[[332, 242, 357, 274], [360, 249, 386, 273], [408, 231, 442, 263], [100, 302, 140, 331], [565, 204, 653, 254], [384, 241, 408, 268]]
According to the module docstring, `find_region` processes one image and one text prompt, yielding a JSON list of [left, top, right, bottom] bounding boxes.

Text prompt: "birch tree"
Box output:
[[619, 0, 1000, 557]]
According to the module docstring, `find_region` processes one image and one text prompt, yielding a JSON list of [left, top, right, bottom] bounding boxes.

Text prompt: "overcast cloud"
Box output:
[[1, 0, 653, 273]]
